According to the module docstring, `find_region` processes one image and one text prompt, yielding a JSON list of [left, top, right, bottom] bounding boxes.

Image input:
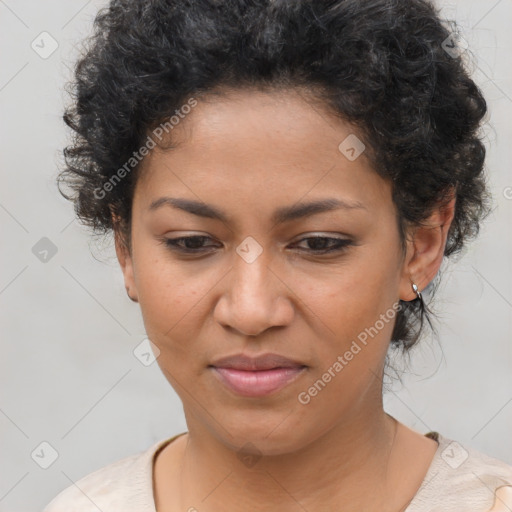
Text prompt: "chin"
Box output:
[[208, 413, 317, 457]]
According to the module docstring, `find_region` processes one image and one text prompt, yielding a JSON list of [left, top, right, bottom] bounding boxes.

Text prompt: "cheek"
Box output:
[[299, 248, 400, 333], [132, 248, 209, 347], [294, 273, 398, 418], [292, 244, 401, 376]]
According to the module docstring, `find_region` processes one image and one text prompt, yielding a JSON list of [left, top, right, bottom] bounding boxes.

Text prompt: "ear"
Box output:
[[112, 213, 139, 303], [399, 192, 456, 301]]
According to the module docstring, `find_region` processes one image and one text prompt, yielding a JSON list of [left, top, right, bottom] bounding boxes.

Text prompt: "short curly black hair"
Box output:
[[58, 0, 491, 352]]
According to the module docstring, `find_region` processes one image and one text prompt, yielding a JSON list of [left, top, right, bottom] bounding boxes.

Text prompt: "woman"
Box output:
[[44, 0, 512, 510]]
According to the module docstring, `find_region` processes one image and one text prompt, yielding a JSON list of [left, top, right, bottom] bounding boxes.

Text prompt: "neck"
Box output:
[[175, 408, 400, 511]]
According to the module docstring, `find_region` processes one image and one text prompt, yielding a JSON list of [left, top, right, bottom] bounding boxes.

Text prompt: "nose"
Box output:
[[213, 249, 294, 337]]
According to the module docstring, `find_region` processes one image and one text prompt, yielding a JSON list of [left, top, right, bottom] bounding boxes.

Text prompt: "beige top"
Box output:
[[43, 431, 512, 512]]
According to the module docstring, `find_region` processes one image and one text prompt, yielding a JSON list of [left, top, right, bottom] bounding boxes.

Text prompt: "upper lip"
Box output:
[[209, 353, 306, 371]]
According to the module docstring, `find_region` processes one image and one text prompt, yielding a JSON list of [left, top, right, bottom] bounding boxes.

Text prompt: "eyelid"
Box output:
[[289, 232, 353, 244], [291, 234, 353, 252], [160, 234, 218, 249], [159, 233, 354, 256], [291, 232, 351, 240], [160, 232, 352, 244]]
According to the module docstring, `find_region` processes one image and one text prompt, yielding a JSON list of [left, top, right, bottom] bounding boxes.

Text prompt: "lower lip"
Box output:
[[211, 366, 306, 397]]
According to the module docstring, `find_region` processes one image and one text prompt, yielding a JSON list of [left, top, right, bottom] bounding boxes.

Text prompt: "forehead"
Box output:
[[152, 87, 357, 156], [134, 88, 392, 219]]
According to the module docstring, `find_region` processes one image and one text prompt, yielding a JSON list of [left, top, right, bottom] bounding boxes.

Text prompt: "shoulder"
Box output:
[[42, 437, 174, 512], [408, 432, 512, 512], [436, 433, 512, 486]]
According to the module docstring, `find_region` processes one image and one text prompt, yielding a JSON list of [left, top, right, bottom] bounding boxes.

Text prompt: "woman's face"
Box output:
[[117, 88, 416, 454]]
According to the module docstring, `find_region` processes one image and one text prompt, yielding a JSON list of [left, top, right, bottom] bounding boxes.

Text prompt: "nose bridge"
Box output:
[[234, 246, 269, 294], [232, 243, 274, 311], [215, 240, 292, 336], [232, 233, 272, 288]]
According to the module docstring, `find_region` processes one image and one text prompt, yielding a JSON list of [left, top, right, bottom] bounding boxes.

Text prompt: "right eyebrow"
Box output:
[[148, 197, 230, 222]]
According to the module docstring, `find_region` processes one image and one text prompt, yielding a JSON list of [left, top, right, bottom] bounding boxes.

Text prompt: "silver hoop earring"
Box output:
[[411, 282, 422, 300]]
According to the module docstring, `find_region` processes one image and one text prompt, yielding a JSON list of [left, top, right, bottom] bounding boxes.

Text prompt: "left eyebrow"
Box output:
[[271, 198, 367, 225], [148, 197, 367, 225]]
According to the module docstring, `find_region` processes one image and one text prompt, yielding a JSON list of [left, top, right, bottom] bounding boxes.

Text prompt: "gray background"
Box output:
[[1, 0, 511, 510]]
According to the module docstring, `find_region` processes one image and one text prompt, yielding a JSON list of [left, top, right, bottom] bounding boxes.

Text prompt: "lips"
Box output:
[[209, 353, 307, 397], [210, 353, 305, 371]]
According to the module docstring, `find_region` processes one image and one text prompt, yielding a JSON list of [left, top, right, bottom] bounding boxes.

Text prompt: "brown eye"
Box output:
[[294, 236, 353, 254], [163, 236, 219, 253]]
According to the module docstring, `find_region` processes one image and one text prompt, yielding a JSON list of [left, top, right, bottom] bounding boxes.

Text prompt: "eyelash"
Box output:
[[160, 235, 353, 255]]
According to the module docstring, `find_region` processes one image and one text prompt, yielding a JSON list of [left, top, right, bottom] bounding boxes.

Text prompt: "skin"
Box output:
[[489, 486, 512, 511], [115, 87, 456, 511]]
